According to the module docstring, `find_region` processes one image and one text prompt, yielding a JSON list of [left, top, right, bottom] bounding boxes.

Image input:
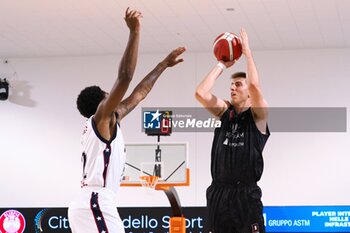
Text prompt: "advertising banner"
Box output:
[[1, 206, 349, 233]]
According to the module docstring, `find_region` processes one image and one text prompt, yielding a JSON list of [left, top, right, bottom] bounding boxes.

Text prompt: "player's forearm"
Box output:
[[245, 52, 260, 88], [115, 62, 168, 120], [246, 52, 268, 110], [118, 30, 140, 82], [134, 62, 168, 100], [195, 63, 223, 100]]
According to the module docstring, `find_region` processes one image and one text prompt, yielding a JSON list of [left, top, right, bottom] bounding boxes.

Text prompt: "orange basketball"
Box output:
[[213, 32, 242, 62]]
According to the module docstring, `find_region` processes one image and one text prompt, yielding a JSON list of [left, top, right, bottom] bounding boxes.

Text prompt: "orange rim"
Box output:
[[122, 169, 190, 188]]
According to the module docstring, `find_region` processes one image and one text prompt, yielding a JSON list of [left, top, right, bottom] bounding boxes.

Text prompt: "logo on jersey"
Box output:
[[251, 223, 260, 233], [0, 209, 26, 233]]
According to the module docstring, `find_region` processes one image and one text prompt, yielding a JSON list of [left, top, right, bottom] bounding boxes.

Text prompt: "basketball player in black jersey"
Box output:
[[195, 28, 270, 233]]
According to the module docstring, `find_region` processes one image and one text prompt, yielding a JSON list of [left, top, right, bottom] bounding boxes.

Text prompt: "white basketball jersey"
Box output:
[[80, 115, 126, 195]]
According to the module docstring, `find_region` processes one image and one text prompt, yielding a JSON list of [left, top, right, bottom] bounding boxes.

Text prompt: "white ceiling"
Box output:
[[0, 0, 350, 58]]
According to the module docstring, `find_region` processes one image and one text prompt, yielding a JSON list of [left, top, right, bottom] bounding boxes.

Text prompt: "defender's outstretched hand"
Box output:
[[124, 7, 142, 32], [161, 47, 186, 67]]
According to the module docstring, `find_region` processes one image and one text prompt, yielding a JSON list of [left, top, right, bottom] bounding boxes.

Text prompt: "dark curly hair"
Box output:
[[76, 85, 105, 118]]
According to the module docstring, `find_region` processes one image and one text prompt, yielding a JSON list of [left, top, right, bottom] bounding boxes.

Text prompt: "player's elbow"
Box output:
[[249, 78, 260, 87], [195, 90, 203, 102], [248, 82, 261, 95], [120, 70, 134, 82], [132, 87, 149, 105], [195, 88, 206, 102], [118, 63, 136, 82]]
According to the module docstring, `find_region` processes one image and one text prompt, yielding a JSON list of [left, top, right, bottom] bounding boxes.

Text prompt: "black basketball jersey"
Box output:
[[211, 105, 270, 184]]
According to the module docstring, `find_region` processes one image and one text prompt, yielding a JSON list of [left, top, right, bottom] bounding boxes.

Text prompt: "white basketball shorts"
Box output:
[[68, 187, 124, 233]]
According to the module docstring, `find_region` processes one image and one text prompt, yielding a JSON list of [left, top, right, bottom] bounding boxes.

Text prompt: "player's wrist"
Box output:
[[216, 62, 226, 71], [158, 61, 168, 69]]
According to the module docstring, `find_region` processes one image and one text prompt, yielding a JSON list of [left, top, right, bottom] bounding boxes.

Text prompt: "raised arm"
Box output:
[[95, 8, 142, 123], [195, 61, 235, 117], [116, 47, 186, 121], [240, 28, 268, 132]]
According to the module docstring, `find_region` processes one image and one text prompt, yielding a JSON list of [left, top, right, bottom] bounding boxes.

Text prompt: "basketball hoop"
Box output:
[[139, 175, 159, 190]]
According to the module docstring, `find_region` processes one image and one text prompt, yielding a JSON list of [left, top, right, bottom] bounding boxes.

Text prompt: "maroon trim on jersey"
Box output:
[[80, 152, 88, 187], [82, 152, 87, 178], [102, 144, 111, 187], [91, 116, 118, 144], [90, 192, 109, 233]]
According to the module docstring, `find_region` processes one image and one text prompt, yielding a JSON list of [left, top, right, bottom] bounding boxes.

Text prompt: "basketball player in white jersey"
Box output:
[[68, 7, 186, 233]]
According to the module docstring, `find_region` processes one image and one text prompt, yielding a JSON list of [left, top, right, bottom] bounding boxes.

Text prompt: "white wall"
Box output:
[[1, 48, 349, 207]]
